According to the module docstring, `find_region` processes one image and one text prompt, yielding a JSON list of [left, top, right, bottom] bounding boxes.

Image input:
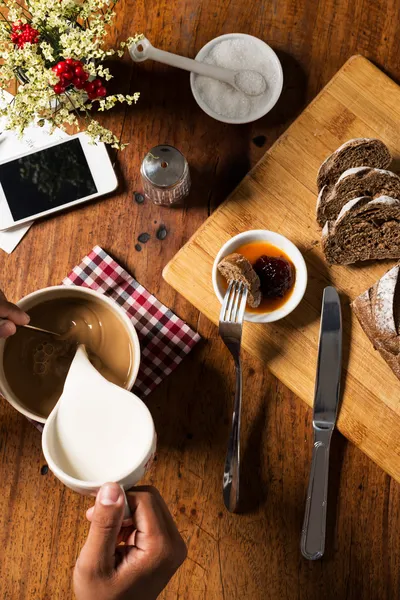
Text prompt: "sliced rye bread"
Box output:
[[316, 167, 400, 226], [316, 138, 391, 191], [322, 195, 400, 265], [352, 264, 400, 379], [218, 253, 261, 308]]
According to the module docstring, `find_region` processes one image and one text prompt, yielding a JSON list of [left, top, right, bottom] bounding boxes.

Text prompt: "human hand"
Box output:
[[74, 483, 187, 600], [0, 291, 29, 338]]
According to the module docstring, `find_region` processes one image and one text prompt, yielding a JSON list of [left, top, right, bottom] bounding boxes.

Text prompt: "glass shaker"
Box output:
[[140, 145, 191, 206]]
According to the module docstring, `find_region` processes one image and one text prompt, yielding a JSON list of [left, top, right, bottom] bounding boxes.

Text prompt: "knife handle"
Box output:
[[301, 427, 332, 560]]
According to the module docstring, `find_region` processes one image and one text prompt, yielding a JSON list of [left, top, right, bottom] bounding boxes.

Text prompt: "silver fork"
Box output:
[[219, 280, 248, 513]]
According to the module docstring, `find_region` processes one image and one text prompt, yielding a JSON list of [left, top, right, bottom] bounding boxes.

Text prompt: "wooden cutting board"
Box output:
[[163, 55, 400, 482]]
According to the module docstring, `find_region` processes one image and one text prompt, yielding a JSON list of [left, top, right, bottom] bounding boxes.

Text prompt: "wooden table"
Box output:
[[1, 1, 400, 598]]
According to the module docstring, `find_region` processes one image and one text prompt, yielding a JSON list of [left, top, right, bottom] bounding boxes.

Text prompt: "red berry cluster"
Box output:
[[51, 59, 107, 99], [11, 21, 40, 48]]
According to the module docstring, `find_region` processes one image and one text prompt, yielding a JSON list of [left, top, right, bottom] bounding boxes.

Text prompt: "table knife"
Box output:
[[301, 286, 342, 560]]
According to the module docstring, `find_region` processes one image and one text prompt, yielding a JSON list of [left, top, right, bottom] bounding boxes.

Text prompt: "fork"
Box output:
[[219, 280, 248, 513]]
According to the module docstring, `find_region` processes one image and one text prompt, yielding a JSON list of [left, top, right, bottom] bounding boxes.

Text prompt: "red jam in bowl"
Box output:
[[234, 241, 296, 313]]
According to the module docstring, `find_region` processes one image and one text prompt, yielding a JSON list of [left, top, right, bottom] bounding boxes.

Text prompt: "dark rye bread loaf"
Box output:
[[316, 167, 400, 226], [322, 195, 400, 265], [316, 138, 391, 191], [218, 253, 261, 308], [352, 264, 400, 380]]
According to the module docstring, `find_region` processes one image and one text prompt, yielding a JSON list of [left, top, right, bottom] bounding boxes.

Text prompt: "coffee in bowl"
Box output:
[[0, 286, 140, 422]]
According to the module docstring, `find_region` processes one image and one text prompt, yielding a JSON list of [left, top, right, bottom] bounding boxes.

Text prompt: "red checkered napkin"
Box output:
[[63, 245, 201, 396]]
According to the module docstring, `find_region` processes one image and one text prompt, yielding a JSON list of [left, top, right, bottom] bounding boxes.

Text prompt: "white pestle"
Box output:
[[42, 345, 156, 522], [129, 37, 267, 97]]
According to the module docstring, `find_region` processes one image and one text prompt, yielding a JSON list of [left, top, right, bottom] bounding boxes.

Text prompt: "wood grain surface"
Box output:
[[1, 1, 400, 599], [164, 55, 400, 484]]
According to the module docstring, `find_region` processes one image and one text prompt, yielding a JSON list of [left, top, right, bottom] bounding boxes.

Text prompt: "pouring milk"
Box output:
[[42, 345, 156, 495]]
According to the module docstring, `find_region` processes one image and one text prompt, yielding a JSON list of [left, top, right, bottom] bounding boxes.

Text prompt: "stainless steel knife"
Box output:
[[301, 286, 342, 560]]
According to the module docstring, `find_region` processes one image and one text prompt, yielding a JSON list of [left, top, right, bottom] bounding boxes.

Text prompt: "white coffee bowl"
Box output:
[[212, 230, 308, 323], [0, 286, 141, 423], [190, 33, 283, 124]]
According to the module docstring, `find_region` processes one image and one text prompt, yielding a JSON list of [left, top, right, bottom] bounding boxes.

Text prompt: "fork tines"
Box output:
[[220, 280, 248, 323]]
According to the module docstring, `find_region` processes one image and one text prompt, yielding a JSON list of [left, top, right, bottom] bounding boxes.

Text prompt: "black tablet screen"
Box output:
[[0, 138, 97, 221]]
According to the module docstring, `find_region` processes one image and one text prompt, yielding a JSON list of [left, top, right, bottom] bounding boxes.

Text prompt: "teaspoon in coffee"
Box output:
[[22, 324, 61, 337], [129, 37, 267, 96], [0, 318, 60, 337]]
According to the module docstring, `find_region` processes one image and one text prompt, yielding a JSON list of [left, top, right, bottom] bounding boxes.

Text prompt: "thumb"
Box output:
[[79, 482, 125, 576]]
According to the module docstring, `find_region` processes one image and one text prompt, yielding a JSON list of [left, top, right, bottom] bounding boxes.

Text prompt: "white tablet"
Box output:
[[0, 132, 118, 231]]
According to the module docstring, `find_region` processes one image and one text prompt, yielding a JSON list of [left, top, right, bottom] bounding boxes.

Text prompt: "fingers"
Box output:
[[0, 298, 30, 327], [127, 486, 181, 546], [78, 483, 125, 576], [77, 486, 187, 600], [86, 505, 134, 545], [86, 486, 186, 561], [124, 487, 187, 574], [86, 504, 134, 529], [87, 486, 169, 541], [0, 320, 17, 338], [125, 487, 170, 550]]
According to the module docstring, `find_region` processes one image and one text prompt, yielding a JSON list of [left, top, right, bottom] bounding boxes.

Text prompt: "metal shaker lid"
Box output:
[[141, 145, 187, 188]]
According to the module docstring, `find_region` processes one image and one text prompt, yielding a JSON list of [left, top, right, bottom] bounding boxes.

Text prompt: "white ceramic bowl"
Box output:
[[0, 286, 141, 423], [190, 33, 283, 124], [212, 230, 308, 323]]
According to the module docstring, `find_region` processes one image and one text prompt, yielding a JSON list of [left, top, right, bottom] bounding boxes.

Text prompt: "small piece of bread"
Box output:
[[316, 138, 391, 192], [316, 167, 400, 226], [218, 253, 261, 308], [322, 195, 400, 265], [352, 264, 400, 380]]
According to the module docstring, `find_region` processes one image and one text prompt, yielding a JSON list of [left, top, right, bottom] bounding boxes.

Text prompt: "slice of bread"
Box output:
[[316, 184, 330, 222], [218, 253, 261, 308], [322, 195, 400, 265], [317, 167, 400, 225], [317, 138, 391, 191], [352, 264, 400, 379]]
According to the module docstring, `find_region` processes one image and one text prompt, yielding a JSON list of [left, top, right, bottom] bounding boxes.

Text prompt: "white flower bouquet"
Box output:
[[0, 0, 142, 148]]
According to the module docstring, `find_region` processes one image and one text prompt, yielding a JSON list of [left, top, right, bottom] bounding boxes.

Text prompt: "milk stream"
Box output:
[[46, 345, 153, 482]]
